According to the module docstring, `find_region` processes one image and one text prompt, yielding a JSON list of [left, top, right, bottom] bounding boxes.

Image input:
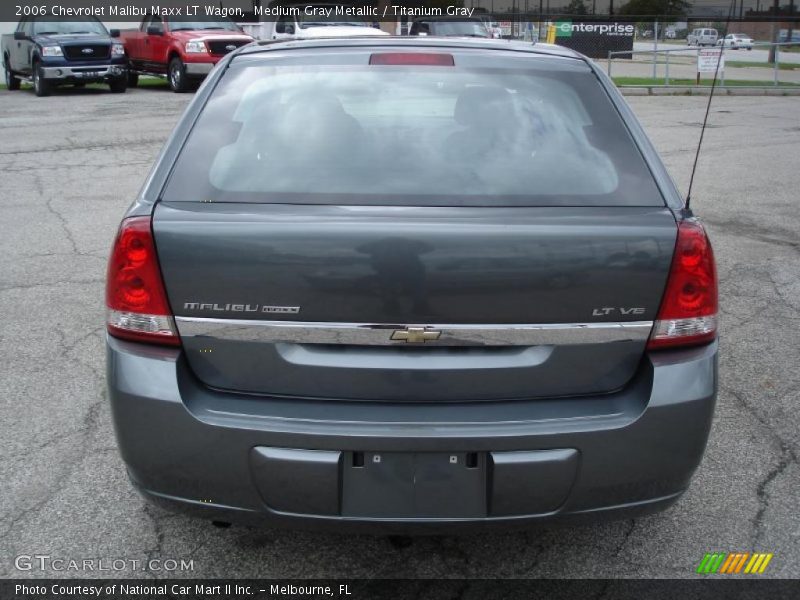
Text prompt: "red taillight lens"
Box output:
[[369, 52, 454, 66], [105, 216, 180, 346], [648, 220, 718, 350]]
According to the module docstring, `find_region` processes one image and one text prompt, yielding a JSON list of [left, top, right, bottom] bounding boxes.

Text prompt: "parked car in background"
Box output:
[[106, 37, 718, 532], [717, 33, 753, 50], [687, 28, 719, 47], [263, 3, 389, 40], [120, 16, 253, 93], [2, 16, 127, 96], [409, 17, 491, 38]]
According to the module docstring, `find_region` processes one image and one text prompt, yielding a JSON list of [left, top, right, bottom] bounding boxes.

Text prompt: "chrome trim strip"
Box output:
[[175, 317, 653, 347]]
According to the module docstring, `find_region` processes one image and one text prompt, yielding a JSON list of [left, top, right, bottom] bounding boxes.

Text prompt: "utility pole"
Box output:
[[376, 0, 393, 34], [788, 0, 795, 45], [768, 0, 779, 63]]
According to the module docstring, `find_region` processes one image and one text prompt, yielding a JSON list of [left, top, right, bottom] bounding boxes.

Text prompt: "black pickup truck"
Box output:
[[2, 16, 128, 96]]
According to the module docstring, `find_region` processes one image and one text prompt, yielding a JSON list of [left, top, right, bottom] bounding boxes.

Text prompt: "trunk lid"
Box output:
[[153, 202, 676, 401]]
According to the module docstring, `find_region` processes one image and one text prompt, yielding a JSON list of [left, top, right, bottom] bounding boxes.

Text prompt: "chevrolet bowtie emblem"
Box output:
[[390, 327, 442, 343]]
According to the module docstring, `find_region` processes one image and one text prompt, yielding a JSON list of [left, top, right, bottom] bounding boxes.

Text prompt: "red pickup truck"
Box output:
[[120, 16, 253, 92]]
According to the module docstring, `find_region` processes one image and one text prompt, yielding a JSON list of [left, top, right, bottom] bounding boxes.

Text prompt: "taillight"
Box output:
[[369, 53, 454, 66], [105, 216, 180, 346], [648, 220, 717, 350]]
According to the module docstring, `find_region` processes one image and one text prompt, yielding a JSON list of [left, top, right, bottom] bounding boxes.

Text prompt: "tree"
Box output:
[[564, 0, 589, 14], [617, 0, 691, 16]]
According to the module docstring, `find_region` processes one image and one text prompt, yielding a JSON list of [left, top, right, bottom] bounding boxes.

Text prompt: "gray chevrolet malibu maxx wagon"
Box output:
[[106, 38, 718, 532]]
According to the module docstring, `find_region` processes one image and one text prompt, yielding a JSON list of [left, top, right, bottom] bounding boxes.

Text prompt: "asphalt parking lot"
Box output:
[[1, 87, 798, 579]]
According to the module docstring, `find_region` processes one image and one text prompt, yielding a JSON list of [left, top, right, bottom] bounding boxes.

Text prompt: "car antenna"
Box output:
[[685, 0, 737, 211]]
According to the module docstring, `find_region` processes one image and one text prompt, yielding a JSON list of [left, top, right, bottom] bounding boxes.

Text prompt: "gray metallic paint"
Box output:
[[107, 335, 717, 532], [154, 203, 676, 400], [107, 38, 716, 529]]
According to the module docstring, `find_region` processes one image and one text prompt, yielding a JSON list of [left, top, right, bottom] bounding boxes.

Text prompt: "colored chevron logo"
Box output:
[[697, 552, 774, 574]]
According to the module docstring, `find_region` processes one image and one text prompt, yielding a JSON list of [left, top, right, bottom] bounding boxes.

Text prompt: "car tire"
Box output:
[[127, 71, 139, 87], [168, 57, 189, 93], [32, 61, 51, 97], [109, 77, 127, 93], [4, 58, 21, 91]]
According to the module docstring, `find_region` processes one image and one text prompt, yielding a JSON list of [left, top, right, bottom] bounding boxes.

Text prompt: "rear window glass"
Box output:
[[164, 54, 664, 207]]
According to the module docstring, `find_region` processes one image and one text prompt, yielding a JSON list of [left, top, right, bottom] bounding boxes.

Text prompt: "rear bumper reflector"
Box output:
[[650, 315, 717, 347], [174, 317, 654, 347], [108, 309, 178, 341]]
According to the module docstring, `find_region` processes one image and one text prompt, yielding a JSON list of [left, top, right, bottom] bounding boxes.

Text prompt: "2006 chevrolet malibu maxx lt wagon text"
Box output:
[[105, 37, 718, 533]]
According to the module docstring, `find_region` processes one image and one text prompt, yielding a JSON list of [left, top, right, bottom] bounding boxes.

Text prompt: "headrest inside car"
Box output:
[[454, 86, 515, 128]]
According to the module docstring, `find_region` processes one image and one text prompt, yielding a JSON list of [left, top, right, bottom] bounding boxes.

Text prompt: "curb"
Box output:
[[619, 86, 800, 96]]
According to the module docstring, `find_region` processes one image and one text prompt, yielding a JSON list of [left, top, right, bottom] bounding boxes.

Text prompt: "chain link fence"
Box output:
[[606, 40, 800, 89], [470, 15, 800, 88]]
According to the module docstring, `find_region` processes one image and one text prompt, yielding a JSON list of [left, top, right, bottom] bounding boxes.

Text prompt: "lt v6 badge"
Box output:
[[592, 307, 646, 317]]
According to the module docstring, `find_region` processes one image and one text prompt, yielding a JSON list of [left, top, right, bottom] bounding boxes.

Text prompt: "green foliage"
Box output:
[[617, 0, 691, 16], [564, 0, 589, 15]]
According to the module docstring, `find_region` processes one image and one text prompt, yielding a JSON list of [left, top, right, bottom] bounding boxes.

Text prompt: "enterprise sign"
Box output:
[[554, 21, 635, 59]]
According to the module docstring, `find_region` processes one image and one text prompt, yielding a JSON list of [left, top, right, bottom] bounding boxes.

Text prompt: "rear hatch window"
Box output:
[[163, 49, 664, 207]]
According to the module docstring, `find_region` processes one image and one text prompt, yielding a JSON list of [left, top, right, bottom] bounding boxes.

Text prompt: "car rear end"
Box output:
[[106, 39, 718, 532]]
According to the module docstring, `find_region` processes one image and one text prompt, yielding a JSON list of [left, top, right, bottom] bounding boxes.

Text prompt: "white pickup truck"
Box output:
[[253, 2, 389, 40]]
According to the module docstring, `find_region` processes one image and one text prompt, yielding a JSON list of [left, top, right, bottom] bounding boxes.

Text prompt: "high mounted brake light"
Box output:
[[648, 220, 718, 350], [369, 53, 454, 66], [106, 216, 180, 346]]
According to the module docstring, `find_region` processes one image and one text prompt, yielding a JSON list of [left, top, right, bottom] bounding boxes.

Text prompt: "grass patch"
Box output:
[[725, 60, 799, 70], [135, 76, 170, 88], [613, 76, 800, 87]]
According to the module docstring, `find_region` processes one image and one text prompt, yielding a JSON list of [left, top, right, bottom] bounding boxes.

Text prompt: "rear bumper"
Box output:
[[107, 336, 717, 533]]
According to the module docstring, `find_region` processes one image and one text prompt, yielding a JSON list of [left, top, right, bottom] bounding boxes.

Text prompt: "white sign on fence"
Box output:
[[697, 48, 725, 73]]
